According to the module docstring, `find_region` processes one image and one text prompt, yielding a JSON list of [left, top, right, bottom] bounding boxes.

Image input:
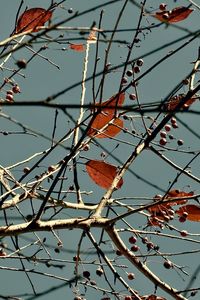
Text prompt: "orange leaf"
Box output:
[[16, 7, 53, 33], [165, 189, 194, 206], [88, 115, 123, 138], [154, 6, 194, 23], [176, 205, 200, 221], [165, 94, 197, 111], [93, 92, 125, 115], [86, 160, 123, 189], [69, 43, 85, 52], [148, 190, 194, 224]]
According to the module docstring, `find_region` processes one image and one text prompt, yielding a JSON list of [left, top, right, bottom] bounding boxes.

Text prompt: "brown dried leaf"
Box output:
[[176, 204, 200, 221], [16, 7, 53, 33], [154, 6, 194, 23], [86, 160, 123, 190]]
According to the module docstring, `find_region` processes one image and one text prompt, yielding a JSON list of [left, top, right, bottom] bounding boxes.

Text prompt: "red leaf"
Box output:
[[88, 116, 123, 138], [165, 94, 197, 111], [155, 6, 194, 23], [86, 160, 123, 189], [88, 92, 125, 138], [93, 92, 125, 115], [149, 190, 193, 213], [165, 190, 194, 206], [147, 190, 194, 226], [16, 8, 53, 33], [69, 43, 85, 52], [176, 205, 200, 221]]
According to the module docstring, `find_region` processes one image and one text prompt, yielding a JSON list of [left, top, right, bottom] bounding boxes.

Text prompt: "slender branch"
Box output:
[[106, 226, 188, 300]]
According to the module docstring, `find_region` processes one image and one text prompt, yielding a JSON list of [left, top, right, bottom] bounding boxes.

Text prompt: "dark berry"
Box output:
[[131, 245, 139, 252], [69, 185, 74, 191], [126, 70, 133, 77], [142, 237, 148, 244], [129, 236, 137, 244], [163, 260, 173, 269], [162, 13, 169, 20], [116, 249, 122, 256], [83, 270, 90, 279], [82, 144, 90, 151], [170, 117, 177, 124], [96, 267, 104, 276], [127, 273, 135, 280], [133, 66, 140, 73], [12, 85, 21, 93], [68, 8, 73, 14], [177, 139, 184, 146], [172, 123, 179, 129], [147, 242, 154, 251], [136, 58, 144, 66], [124, 296, 132, 300], [182, 78, 189, 85], [129, 93, 136, 101], [121, 77, 128, 85], [6, 93, 14, 102], [23, 167, 30, 174], [160, 131, 167, 138], [165, 124, 171, 132], [179, 216, 186, 223], [48, 165, 56, 172], [159, 3, 167, 11], [16, 59, 27, 69], [159, 138, 167, 146], [190, 291, 197, 297], [182, 212, 188, 218], [180, 230, 188, 237]]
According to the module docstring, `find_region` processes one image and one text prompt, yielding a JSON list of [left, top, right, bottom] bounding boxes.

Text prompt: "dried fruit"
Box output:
[[127, 273, 135, 280], [165, 124, 171, 132], [83, 270, 90, 279], [131, 245, 139, 252], [177, 139, 184, 146], [163, 260, 173, 269], [159, 138, 167, 146], [180, 230, 188, 237], [126, 70, 133, 77], [129, 93, 137, 101], [129, 236, 137, 244]]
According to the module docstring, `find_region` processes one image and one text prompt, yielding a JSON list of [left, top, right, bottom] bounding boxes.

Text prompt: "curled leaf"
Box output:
[[69, 43, 85, 52], [147, 190, 194, 226], [92, 92, 125, 114], [86, 160, 123, 189], [154, 6, 194, 23], [165, 190, 194, 206], [176, 204, 200, 221], [165, 94, 197, 111], [16, 7, 53, 33], [88, 92, 125, 138]]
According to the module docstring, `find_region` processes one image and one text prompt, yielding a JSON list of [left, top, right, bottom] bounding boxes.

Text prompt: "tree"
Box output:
[[0, 0, 200, 299]]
